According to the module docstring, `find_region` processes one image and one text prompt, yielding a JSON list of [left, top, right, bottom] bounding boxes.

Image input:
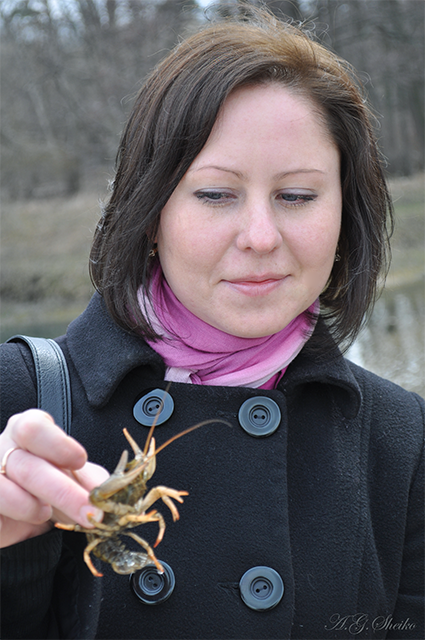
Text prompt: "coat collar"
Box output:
[[66, 293, 165, 407], [66, 293, 361, 418], [282, 337, 362, 419]]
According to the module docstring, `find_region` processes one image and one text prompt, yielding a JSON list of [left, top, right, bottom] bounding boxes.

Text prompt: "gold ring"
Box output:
[[0, 447, 20, 476]]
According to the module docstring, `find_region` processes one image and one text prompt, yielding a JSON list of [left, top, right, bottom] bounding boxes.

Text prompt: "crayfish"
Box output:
[[55, 417, 217, 577]]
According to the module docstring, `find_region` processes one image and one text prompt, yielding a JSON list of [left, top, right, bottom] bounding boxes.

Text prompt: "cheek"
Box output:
[[157, 219, 216, 290], [289, 215, 340, 269], [158, 206, 232, 271], [157, 210, 189, 266]]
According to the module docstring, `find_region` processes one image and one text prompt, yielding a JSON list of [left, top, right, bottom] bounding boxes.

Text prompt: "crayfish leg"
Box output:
[[123, 531, 164, 574], [118, 508, 161, 528], [54, 522, 78, 531], [152, 511, 166, 548], [54, 522, 92, 533], [83, 537, 104, 577], [54, 514, 103, 533], [136, 486, 189, 522]]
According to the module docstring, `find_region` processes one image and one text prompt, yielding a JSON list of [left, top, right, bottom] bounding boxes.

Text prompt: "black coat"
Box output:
[[1, 294, 424, 640]]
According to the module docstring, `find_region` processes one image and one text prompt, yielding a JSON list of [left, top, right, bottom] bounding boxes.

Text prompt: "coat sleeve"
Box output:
[[387, 394, 425, 639], [1, 530, 64, 639], [0, 343, 81, 639], [0, 344, 101, 640]]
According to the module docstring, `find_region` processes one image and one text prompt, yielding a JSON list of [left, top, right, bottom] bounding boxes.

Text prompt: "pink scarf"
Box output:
[[139, 265, 318, 389]]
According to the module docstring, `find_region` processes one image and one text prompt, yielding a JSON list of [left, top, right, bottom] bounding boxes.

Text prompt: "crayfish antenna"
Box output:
[[143, 382, 172, 457], [153, 419, 231, 456]]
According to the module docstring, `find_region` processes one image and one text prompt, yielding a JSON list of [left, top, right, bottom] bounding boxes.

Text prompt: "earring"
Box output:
[[149, 245, 158, 258], [334, 251, 341, 262]]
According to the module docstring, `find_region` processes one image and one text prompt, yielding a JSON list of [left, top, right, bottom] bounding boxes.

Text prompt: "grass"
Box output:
[[1, 186, 102, 331], [1, 172, 424, 329]]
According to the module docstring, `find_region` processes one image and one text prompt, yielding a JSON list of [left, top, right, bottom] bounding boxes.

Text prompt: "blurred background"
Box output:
[[1, 0, 424, 395]]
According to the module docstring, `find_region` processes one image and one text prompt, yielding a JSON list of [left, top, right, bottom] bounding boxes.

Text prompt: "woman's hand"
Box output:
[[0, 409, 109, 549]]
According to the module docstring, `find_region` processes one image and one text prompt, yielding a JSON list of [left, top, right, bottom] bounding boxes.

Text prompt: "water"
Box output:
[[346, 281, 424, 397]]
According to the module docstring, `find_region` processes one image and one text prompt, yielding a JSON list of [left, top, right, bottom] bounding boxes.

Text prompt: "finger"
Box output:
[[6, 449, 102, 527], [5, 410, 87, 470], [52, 463, 109, 525], [0, 516, 53, 549], [72, 462, 110, 492], [0, 475, 52, 524]]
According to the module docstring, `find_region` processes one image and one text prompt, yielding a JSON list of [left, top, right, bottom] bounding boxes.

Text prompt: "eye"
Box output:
[[195, 190, 235, 205], [278, 192, 316, 206]]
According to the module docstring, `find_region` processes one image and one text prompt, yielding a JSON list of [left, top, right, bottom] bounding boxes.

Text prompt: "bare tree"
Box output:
[[0, 0, 199, 198], [286, 0, 424, 174], [1, 0, 423, 200]]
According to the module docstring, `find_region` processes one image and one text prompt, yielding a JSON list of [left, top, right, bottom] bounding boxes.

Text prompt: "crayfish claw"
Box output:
[[161, 488, 189, 521], [123, 428, 143, 458]]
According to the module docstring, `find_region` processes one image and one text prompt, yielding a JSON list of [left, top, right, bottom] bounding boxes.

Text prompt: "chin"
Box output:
[[223, 321, 291, 339]]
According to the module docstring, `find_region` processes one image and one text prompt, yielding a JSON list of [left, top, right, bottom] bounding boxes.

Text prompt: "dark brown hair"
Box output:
[[90, 5, 393, 349]]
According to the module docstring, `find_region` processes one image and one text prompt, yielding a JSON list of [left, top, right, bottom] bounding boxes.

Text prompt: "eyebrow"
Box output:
[[189, 165, 325, 179], [188, 165, 244, 178]]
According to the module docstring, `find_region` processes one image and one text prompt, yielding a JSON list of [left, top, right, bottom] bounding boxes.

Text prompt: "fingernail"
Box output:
[[79, 505, 103, 527]]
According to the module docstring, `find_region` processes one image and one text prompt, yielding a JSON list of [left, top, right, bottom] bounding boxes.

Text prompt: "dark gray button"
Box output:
[[130, 561, 175, 604], [238, 396, 281, 437], [133, 389, 174, 426], [239, 566, 284, 611]]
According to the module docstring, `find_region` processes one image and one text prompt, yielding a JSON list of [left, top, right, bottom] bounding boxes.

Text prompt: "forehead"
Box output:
[[189, 83, 337, 168]]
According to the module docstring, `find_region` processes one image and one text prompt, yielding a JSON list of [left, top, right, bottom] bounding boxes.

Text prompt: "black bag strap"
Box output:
[[7, 335, 72, 434]]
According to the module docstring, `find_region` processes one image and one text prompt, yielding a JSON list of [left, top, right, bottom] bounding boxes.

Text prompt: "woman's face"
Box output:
[[157, 84, 342, 338]]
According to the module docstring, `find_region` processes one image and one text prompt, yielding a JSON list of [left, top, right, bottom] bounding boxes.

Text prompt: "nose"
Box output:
[[236, 200, 283, 255]]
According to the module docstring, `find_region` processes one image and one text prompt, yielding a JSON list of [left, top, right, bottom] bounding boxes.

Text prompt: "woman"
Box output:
[[1, 7, 423, 639]]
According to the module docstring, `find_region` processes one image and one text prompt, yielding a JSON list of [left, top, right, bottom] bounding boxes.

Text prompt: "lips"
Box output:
[[224, 274, 286, 296], [230, 274, 284, 283]]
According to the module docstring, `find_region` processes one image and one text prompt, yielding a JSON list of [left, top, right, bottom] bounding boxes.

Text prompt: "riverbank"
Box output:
[[1, 181, 103, 336], [1, 173, 424, 393]]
